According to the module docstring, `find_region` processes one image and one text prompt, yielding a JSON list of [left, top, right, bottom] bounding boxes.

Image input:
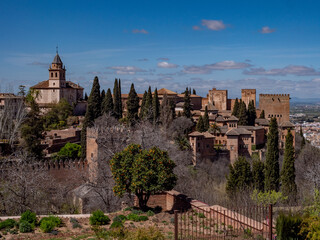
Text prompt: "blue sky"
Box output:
[[0, 0, 320, 98]]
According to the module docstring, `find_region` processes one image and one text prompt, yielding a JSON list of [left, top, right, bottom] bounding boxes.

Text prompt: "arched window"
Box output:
[[55, 72, 57, 77], [51, 73, 53, 77]]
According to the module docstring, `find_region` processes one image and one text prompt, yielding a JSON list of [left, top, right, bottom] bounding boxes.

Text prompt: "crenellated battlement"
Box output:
[[260, 94, 290, 97]]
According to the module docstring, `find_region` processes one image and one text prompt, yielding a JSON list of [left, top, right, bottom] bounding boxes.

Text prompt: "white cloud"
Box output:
[[157, 61, 179, 68], [243, 65, 320, 76], [259, 26, 275, 34], [201, 20, 226, 31], [183, 61, 252, 74], [107, 66, 147, 75], [132, 29, 148, 34]]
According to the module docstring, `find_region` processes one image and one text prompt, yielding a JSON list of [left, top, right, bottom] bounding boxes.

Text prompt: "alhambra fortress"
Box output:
[[0, 52, 295, 212]]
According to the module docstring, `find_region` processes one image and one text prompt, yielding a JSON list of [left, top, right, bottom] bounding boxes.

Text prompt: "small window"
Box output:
[[53, 89, 55, 92], [51, 73, 53, 77], [55, 73, 57, 77], [53, 83, 55, 86]]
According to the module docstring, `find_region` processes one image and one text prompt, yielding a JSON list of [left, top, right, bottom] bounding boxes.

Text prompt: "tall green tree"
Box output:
[[111, 144, 177, 210], [252, 155, 265, 192], [280, 129, 297, 202], [160, 93, 173, 128], [192, 89, 196, 95], [247, 100, 257, 126], [126, 83, 140, 125], [203, 106, 209, 131], [139, 91, 147, 119], [21, 96, 43, 159], [238, 101, 248, 125], [226, 157, 253, 197], [152, 88, 160, 124], [100, 89, 105, 105], [102, 88, 114, 115], [196, 115, 205, 132], [265, 117, 280, 191], [81, 76, 101, 158], [169, 99, 176, 120], [113, 79, 122, 119], [183, 88, 192, 119], [259, 110, 265, 119], [145, 86, 153, 122], [232, 98, 240, 117]]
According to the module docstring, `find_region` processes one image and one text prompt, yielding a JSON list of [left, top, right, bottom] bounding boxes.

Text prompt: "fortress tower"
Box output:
[[241, 89, 256, 107], [259, 94, 290, 124]]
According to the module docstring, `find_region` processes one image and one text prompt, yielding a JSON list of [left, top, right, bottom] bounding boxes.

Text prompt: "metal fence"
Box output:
[[174, 204, 274, 240]]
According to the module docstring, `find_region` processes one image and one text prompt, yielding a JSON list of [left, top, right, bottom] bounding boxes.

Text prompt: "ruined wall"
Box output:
[[241, 89, 256, 107], [208, 88, 228, 111], [259, 94, 290, 124]]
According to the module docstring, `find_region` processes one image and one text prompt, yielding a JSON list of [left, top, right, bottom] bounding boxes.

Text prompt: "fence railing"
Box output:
[[174, 204, 274, 240]]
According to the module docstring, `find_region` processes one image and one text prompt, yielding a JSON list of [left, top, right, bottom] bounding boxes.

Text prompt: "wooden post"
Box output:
[[269, 204, 273, 240], [174, 210, 178, 240]]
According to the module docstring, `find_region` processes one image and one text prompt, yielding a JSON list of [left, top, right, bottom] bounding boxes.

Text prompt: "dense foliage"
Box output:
[[89, 210, 110, 226]]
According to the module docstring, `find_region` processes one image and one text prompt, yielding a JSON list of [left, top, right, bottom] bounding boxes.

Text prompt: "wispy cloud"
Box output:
[[106, 66, 147, 75], [201, 20, 227, 31], [259, 26, 275, 34], [157, 57, 169, 61], [183, 60, 252, 74], [157, 61, 179, 68], [132, 29, 148, 34], [137, 58, 149, 61], [243, 65, 320, 76]]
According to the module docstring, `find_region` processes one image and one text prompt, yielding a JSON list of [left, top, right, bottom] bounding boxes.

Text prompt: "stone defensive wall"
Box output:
[[259, 94, 290, 97]]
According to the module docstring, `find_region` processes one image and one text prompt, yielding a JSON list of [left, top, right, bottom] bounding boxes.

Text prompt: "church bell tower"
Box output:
[[48, 47, 66, 88]]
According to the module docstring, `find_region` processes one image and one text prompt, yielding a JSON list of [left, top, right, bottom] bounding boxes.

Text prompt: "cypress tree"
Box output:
[[265, 117, 280, 191], [238, 101, 248, 126], [183, 88, 192, 118], [252, 156, 265, 192], [192, 89, 196, 95], [81, 76, 102, 158], [196, 115, 205, 132], [203, 106, 209, 131], [259, 110, 265, 119], [126, 83, 140, 125], [145, 86, 153, 122], [101, 89, 105, 102], [152, 88, 160, 124], [113, 79, 119, 119], [247, 100, 257, 126], [160, 93, 173, 128], [118, 79, 123, 119], [226, 157, 253, 197], [169, 99, 176, 120], [232, 98, 240, 117], [139, 91, 147, 119], [84, 93, 88, 101], [102, 88, 114, 115], [281, 129, 297, 202]]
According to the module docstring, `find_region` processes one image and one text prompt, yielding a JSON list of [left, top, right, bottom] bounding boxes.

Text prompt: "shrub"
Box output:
[[39, 216, 62, 233], [20, 210, 37, 226], [70, 218, 82, 229], [126, 226, 165, 240], [124, 207, 133, 211], [146, 210, 155, 217], [110, 221, 124, 229], [127, 213, 140, 222], [276, 212, 303, 240], [131, 209, 143, 215], [138, 216, 148, 221], [299, 215, 320, 240], [19, 221, 33, 233], [0, 219, 17, 230], [89, 210, 110, 226], [113, 215, 127, 223]]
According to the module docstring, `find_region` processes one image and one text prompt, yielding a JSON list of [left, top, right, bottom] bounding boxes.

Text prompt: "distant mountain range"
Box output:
[[290, 97, 320, 104]]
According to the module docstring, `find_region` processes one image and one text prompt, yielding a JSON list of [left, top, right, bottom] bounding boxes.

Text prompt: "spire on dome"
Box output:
[[52, 47, 62, 64]]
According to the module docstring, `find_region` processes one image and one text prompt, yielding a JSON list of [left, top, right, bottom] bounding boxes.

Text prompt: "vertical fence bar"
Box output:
[[174, 210, 178, 240], [269, 204, 273, 240]]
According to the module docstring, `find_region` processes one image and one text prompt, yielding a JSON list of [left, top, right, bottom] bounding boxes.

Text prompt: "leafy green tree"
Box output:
[[81, 76, 102, 158], [265, 117, 280, 191], [247, 100, 256, 126], [259, 110, 265, 119], [152, 88, 160, 124], [102, 88, 114, 115], [232, 98, 240, 117], [252, 155, 265, 191], [251, 189, 287, 206], [280, 129, 297, 202], [20, 95, 43, 159], [226, 156, 253, 197], [196, 116, 205, 132], [139, 91, 147, 119], [110, 144, 177, 210], [238, 101, 248, 125], [183, 88, 192, 119], [126, 83, 140, 125], [203, 106, 209, 131], [43, 98, 73, 130], [57, 143, 81, 159]]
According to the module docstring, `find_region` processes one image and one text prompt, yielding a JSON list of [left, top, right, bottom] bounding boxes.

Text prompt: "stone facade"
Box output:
[[241, 89, 256, 107], [189, 131, 215, 164], [258, 94, 290, 124], [30, 52, 84, 113]]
